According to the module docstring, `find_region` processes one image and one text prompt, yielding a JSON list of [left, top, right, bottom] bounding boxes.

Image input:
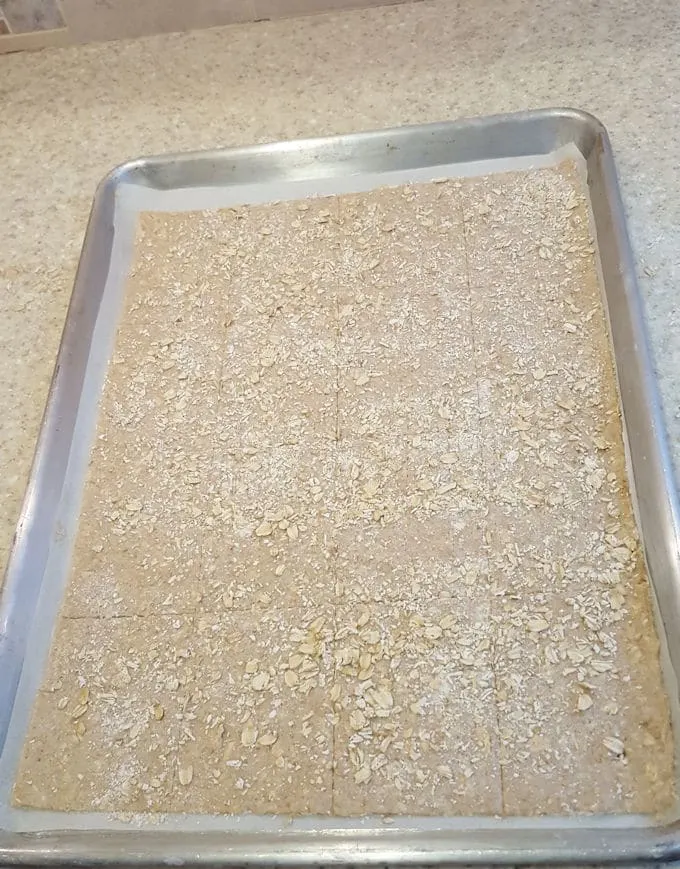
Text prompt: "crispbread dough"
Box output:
[[15, 163, 676, 817]]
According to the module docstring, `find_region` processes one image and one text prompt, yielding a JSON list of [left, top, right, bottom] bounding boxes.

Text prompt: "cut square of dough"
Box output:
[[62, 428, 218, 617], [337, 348, 478, 442], [334, 507, 490, 606], [336, 525, 492, 607], [13, 614, 203, 812], [201, 524, 337, 612], [460, 164, 597, 289], [331, 601, 501, 816], [332, 435, 489, 607], [337, 229, 475, 443], [209, 444, 336, 535], [333, 438, 487, 535], [332, 181, 468, 307], [492, 592, 675, 815], [199, 445, 337, 610], [166, 607, 335, 815], [62, 524, 205, 618], [221, 195, 344, 317], [218, 308, 338, 449], [469, 278, 612, 431], [99, 339, 222, 446], [116, 216, 227, 395]]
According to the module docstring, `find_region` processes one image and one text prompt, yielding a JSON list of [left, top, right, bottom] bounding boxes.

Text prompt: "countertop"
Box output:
[[1, 0, 679, 578]]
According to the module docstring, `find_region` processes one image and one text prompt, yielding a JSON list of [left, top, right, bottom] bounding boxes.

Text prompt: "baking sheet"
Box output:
[[1, 109, 680, 865]]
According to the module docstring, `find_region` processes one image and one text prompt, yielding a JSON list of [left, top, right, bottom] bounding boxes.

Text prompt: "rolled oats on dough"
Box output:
[[14, 162, 675, 817]]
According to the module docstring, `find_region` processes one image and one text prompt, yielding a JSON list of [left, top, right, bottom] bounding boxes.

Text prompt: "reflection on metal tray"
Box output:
[[1, 108, 680, 866]]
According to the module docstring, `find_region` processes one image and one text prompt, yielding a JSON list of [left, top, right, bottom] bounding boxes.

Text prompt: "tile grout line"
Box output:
[[456, 186, 506, 816]]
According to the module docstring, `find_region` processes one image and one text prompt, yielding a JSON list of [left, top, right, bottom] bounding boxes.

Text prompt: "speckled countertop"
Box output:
[[1, 0, 679, 577]]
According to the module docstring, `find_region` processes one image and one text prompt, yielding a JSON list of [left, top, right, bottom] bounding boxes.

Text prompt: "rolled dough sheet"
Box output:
[[14, 164, 676, 817]]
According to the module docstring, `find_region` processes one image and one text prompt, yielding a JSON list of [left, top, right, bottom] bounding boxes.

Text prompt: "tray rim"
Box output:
[[2, 106, 680, 866]]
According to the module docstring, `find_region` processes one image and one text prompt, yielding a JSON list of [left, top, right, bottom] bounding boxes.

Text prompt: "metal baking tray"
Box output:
[[1, 108, 680, 866]]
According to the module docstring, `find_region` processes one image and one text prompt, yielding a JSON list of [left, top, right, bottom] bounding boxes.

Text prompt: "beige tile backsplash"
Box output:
[[60, 0, 256, 42], [0, 0, 414, 51], [1, 0, 63, 31]]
